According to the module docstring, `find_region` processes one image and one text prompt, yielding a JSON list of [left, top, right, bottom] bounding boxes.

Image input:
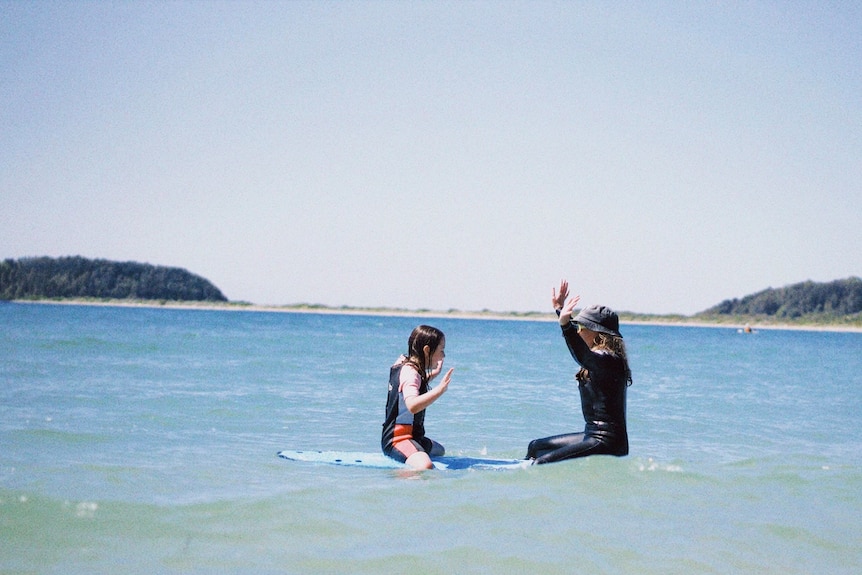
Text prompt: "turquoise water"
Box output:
[[2, 302, 860, 574]]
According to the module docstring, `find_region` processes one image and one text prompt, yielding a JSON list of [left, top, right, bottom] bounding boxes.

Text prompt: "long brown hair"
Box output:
[[404, 325, 445, 387], [576, 333, 633, 386]]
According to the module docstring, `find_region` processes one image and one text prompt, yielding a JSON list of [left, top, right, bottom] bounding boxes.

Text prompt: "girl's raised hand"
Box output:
[[428, 359, 443, 380], [437, 368, 454, 393]]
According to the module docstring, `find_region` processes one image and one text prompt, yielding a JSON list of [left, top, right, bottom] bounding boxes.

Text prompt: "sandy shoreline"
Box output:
[[8, 298, 862, 333]]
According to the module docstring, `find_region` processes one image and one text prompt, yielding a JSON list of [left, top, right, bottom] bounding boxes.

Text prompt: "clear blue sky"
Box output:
[[2, 1, 860, 314]]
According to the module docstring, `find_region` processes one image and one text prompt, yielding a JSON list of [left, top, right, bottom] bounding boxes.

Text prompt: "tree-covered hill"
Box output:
[[0, 256, 228, 302], [697, 277, 862, 320]]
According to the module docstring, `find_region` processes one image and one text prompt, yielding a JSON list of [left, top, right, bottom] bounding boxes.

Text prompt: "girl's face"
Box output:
[[428, 337, 446, 368]]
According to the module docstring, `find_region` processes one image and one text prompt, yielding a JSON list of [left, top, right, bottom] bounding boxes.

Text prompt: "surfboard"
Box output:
[[277, 450, 529, 470]]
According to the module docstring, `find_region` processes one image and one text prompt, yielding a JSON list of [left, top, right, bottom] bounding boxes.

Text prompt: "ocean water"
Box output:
[[1, 302, 860, 574]]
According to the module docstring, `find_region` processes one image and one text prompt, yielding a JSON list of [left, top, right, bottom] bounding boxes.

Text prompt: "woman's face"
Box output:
[[578, 327, 598, 348]]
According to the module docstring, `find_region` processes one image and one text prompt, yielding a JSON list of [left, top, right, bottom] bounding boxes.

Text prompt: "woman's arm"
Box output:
[[558, 295, 605, 369], [561, 321, 591, 365]]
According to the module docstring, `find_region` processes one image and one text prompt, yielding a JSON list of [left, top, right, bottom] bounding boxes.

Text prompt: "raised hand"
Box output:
[[559, 293, 581, 325], [428, 358, 443, 380], [552, 279, 570, 310], [437, 367, 454, 393]]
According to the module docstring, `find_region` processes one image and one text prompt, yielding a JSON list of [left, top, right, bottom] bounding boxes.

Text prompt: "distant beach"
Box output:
[[9, 298, 862, 333]]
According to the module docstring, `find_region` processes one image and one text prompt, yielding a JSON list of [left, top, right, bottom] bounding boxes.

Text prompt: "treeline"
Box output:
[[0, 256, 228, 302], [698, 277, 862, 320]]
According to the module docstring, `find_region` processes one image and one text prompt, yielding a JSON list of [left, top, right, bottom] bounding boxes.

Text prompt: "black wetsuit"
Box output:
[[527, 321, 629, 464]]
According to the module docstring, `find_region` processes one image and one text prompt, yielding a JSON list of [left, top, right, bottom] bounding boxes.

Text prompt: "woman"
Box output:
[[381, 325, 453, 470], [526, 280, 632, 464]]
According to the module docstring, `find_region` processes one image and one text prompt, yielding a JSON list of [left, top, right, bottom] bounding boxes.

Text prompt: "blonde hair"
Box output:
[[576, 333, 633, 386]]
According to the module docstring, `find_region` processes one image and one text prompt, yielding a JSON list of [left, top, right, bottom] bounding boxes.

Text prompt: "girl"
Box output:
[[381, 325, 453, 470], [526, 280, 632, 464]]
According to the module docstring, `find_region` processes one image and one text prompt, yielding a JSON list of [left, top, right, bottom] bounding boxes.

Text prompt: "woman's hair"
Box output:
[[405, 325, 445, 386], [577, 333, 633, 387]]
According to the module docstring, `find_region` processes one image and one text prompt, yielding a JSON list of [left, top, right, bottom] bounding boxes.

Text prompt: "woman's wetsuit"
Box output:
[[527, 321, 629, 464], [381, 360, 435, 462]]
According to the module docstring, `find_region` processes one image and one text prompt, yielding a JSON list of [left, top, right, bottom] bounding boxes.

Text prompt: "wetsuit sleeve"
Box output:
[[399, 365, 421, 398], [561, 322, 615, 372]]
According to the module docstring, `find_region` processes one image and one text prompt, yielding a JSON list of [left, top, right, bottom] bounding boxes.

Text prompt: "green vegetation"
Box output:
[[3, 257, 860, 329], [693, 277, 862, 328], [615, 278, 862, 328], [0, 256, 227, 302]]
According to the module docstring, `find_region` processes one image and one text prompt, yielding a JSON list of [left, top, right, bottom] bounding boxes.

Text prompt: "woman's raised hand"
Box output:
[[552, 279, 570, 310], [559, 293, 581, 325]]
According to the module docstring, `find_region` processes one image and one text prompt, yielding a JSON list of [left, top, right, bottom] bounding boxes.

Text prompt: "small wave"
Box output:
[[633, 457, 684, 473]]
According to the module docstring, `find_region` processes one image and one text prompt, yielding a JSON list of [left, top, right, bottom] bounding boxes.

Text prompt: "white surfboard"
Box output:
[[277, 450, 529, 470]]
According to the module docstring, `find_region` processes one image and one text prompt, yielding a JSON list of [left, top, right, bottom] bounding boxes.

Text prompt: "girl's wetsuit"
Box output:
[[527, 321, 629, 464], [381, 359, 434, 462]]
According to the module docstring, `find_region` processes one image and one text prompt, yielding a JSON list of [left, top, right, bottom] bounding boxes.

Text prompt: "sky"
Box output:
[[2, 1, 860, 315]]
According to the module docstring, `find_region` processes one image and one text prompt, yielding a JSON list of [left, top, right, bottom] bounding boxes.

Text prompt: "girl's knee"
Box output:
[[405, 452, 434, 470]]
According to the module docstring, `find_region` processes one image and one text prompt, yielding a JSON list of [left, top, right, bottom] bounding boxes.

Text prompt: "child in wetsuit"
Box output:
[[381, 325, 453, 470], [526, 280, 632, 465]]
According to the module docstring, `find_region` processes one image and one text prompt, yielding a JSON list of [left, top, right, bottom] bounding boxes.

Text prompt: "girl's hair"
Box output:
[[405, 325, 445, 386], [577, 333, 633, 387]]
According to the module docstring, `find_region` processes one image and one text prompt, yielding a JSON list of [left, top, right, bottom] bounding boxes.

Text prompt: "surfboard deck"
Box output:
[[277, 450, 529, 470]]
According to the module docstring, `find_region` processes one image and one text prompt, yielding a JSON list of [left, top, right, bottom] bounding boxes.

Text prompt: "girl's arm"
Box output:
[[405, 368, 453, 414]]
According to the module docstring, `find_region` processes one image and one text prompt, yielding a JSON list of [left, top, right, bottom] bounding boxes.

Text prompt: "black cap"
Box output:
[[574, 304, 622, 338]]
